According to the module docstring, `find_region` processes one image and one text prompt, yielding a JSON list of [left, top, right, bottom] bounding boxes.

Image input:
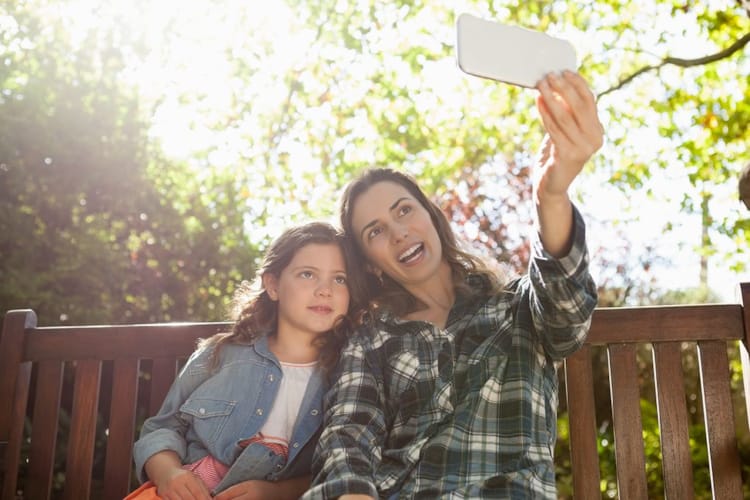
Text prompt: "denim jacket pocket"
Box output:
[[180, 398, 236, 445]]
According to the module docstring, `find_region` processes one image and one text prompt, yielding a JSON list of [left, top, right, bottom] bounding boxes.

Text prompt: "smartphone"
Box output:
[[455, 13, 577, 88]]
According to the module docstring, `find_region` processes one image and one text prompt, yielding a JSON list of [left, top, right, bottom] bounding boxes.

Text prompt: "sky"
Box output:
[[37, 0, 750, 303]]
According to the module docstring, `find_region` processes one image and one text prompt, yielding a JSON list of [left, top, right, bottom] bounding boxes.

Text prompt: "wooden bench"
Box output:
[[1, 283, 749, 499]]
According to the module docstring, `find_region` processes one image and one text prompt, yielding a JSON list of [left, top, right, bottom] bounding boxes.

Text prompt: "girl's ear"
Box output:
[[262, 274, 279, 301]]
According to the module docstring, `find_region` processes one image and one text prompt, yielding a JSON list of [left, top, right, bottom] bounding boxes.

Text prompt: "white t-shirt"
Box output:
[[250, 360, 316, 459]]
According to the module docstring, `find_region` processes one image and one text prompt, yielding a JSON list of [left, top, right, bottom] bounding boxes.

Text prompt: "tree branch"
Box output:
[[597, 31, 750, 99]]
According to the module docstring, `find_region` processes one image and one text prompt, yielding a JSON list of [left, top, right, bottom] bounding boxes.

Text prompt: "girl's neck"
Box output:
[[267, 331, 320, 364]]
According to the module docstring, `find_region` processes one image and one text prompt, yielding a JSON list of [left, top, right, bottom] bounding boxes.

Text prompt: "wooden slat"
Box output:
[[1, 363, 31, 500], [588, 305, 743, 344], [564, 346, 601, 500], [652, 343, 693, 500], [739, 282, 750, 432], [23, 323, 225, 361], [63, 360, 102, 500], [26, 361, 64, 500], [607, 344, 648, 500], [697, 340, 743, 500], [149, 358, 178, 416], [0, 310, 37, 440], [103, 358, 140, 500]]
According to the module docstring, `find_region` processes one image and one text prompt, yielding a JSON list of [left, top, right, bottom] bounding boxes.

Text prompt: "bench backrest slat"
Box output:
[[607, 343, 649, 499], [27, 360, 64, 500], [64, 359, 101, 500], [149, 358, 181, 416], [697, 340, 744, 499], [563, 345, 601, 500], [1, 362, 30, 500], [103, 358, 140, 500], [652, 342, 694, 500]]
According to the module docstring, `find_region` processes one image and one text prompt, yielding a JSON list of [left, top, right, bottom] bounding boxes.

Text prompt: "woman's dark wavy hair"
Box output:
[[339, 167, 503, 317], [199, 221, 364, 376]]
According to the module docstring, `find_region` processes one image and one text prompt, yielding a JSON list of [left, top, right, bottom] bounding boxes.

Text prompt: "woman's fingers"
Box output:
[[536, 71, 603, 165], [536, 86, 573, 149]]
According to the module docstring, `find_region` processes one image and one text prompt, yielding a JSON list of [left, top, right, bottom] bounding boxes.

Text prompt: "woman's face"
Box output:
[[350, 181, 444, 288]]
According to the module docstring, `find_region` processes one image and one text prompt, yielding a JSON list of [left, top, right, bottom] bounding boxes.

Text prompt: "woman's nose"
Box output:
[[391, 223, 408, 242]]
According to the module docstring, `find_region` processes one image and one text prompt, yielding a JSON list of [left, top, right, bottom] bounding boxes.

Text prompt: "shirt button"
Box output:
[[311, 409, 319, 416], [199, 408, 206, 415], [292, 442, 299, 448], [256, 408, 263, 416]]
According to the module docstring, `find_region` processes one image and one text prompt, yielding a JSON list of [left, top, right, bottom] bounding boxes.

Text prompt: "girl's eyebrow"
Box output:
[[359, 197, 410, 240], [289, 265, 347, 274]]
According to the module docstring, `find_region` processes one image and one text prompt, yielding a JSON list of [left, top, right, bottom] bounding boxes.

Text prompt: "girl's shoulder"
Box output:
[[190, 338, 262, 365]]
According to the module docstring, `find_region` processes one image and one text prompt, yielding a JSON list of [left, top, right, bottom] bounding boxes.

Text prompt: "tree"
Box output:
[[0, 0, 259, 324]]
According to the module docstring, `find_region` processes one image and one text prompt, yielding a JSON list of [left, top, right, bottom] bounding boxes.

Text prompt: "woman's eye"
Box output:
[[398, 205, 412, 216], [299, 270, 314, 279], [335, 276, 347, 285], [367, 226, 383, 240]]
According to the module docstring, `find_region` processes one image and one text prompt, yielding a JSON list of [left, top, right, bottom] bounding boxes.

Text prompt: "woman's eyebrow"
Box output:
[[359, 197, 410, 239]]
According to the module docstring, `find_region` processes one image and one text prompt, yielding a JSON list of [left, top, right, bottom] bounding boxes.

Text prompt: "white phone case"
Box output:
[[455, 13, 577, 88]]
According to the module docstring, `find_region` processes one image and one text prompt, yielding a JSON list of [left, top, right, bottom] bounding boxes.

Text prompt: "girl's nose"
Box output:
[[315, 282, 333, 297]]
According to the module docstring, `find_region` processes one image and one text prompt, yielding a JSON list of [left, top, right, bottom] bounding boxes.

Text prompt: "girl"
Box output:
[[128, 222, 359, 500], [305, 72, 602, 499]]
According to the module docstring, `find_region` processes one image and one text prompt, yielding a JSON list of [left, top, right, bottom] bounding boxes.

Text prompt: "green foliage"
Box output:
[[0, 1, 259, 324]]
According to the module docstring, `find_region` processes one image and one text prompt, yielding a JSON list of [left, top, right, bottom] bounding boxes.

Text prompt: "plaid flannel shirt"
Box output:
[[305, 207, 597, 499]]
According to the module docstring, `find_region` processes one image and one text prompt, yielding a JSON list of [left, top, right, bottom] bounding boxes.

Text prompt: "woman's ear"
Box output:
[[262, 274, 279, 301]]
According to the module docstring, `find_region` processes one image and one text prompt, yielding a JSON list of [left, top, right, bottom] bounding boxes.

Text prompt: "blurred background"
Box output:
[[1, 1, 748, 497]]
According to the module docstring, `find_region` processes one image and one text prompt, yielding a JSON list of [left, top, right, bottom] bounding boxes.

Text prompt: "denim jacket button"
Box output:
[[256, 408, 263, 416], [311, 409, 319, 416], [268, 374, 274, 382], [199, 408, 206, 415], [292, 442, 299, 448]]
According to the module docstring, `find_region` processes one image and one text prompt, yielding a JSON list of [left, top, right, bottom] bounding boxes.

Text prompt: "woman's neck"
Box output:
[[402, 260, 456, 329]]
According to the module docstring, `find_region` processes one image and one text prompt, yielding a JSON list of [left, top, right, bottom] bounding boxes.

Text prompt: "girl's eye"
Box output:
[[398, 205, 412, 216], [334, 275, 347, 285], [299, 270, 314, 279]]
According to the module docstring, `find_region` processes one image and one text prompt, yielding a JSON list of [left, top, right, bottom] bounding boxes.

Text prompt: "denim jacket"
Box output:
[[133, 335, 325, 494]]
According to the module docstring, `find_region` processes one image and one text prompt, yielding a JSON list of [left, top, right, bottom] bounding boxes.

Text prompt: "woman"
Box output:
[[304, 71, 602, 499]]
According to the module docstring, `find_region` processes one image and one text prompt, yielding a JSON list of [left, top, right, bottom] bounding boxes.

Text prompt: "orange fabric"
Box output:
[[123, 481, 161, 500]]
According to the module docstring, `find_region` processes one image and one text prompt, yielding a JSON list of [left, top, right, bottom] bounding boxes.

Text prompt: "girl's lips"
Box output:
[[308, 305, 333, 314]]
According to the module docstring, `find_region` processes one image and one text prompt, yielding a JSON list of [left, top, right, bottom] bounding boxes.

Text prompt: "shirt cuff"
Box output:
[[530, 203, 588, 279], [133, 429, 188, 483]]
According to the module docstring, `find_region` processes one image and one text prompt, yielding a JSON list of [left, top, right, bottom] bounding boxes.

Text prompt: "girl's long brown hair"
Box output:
[[199, 221, 364, 376], [339, 168, 503, 317]]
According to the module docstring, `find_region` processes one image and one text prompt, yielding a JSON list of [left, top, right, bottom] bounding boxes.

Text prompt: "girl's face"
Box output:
[[350, 181, 444, 289], [264, 243, 350, 339]]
